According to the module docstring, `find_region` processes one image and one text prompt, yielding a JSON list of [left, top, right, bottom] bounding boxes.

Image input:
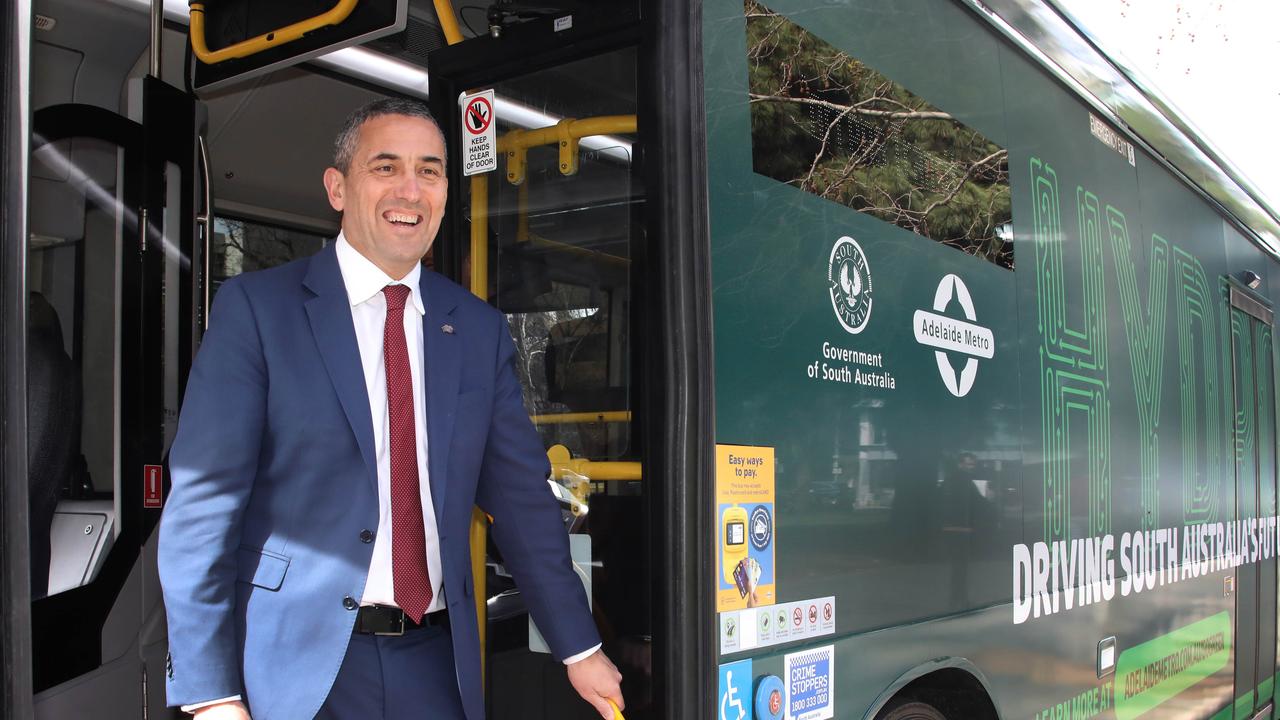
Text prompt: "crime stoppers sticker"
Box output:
[[784, 645, 834, 720]]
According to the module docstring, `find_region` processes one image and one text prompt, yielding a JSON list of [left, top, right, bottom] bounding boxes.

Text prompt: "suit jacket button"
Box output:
[[343, 596, 358, 610], [359, 529, 374, 543]]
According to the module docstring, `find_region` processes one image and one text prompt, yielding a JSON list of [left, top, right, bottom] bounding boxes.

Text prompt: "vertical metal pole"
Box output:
[[149, 0, 162, 78]]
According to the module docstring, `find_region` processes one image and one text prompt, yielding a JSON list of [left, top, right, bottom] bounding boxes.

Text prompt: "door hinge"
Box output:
[[139, 207, 148, 253]]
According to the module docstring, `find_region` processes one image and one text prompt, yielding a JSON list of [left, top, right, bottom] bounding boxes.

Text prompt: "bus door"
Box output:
[[23, 6, 205, 715], [427, 9, 657, 718], [1229, 283, 1278, 720]]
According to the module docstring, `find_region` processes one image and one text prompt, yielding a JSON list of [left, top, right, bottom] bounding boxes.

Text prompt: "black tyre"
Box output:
[[876, 700, 947, 720]]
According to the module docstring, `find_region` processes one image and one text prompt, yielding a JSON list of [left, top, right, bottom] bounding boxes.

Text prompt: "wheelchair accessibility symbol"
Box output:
[[718, 659, 753, 720]]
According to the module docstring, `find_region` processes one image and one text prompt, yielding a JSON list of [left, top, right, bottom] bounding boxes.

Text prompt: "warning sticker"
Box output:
[[719, 596, 835, 655], [143, 465, 163, 508], [459, 89, 496, 176], [785, 645, 834, 720]]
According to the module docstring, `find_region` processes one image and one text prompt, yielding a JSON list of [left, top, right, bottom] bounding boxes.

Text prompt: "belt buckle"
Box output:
[[373, 606, 405, 637], [373, 607, 404, 635]]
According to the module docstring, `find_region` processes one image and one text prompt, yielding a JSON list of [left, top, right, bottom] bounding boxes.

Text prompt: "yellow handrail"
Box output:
[[188, 0, 359, 65], [432, 0, 465, 45], [501, 116, 638, 185], [531, 411, 632, 425], [547, 445, 643, 482]]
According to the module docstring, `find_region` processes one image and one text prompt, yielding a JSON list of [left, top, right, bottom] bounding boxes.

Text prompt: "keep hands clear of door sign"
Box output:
[[459, 89, 497, 177]]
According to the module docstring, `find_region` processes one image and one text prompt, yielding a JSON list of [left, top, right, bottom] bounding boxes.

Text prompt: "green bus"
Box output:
[[3, 0, 1279, 718]]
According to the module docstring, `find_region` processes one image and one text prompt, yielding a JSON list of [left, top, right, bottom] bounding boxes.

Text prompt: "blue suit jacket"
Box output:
[[158, 243, 600, 719]]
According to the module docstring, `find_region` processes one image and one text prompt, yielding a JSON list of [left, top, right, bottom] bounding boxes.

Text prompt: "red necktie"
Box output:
[[383, 284, 432, 622]]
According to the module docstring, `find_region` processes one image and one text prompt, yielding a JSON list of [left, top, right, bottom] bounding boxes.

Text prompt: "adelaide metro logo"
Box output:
[[912, 274, 994, 397]]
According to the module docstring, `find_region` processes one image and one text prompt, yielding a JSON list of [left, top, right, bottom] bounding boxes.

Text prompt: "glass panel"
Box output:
[[1231, 306, 1259, 701], [1254, 320, 1278, 693], [27, 136, 126, 598], [210, 216, 328, 299], [745, 0, 1013, 268], [465, 48, 651, 719]]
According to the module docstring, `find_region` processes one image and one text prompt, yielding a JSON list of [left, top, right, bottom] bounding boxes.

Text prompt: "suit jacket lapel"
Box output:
[[303, 244, 378, 493], [421, 271, 461, 522]]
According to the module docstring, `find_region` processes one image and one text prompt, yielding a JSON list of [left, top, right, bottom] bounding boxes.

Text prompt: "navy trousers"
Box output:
[[316, 626, 467, 720]]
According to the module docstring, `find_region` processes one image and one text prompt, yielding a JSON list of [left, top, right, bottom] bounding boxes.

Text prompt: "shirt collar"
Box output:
[[334, 232, 425, 316]]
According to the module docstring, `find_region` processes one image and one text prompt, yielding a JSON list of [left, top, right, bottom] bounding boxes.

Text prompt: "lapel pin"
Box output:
[[441, 323, 455, 334]]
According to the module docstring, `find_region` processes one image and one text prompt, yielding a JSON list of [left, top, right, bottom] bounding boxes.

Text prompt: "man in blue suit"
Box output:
[[158, 99, 624, 719]]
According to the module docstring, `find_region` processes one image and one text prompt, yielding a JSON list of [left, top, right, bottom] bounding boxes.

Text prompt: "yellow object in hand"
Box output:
[[609, 699, 625, 720]]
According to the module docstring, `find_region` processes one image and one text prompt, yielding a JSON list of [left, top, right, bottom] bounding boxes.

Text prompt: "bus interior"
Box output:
[[24, 1, 661, 717]]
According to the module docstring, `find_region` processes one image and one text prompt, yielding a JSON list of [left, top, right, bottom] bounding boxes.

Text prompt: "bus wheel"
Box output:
[[877, 700, 947, 720]]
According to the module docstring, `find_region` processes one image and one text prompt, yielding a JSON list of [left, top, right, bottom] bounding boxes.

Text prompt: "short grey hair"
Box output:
[[332, 98, 446, 174]]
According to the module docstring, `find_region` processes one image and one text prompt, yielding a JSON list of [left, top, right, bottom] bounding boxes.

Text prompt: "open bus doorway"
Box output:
[[428, 20, 656, 719]]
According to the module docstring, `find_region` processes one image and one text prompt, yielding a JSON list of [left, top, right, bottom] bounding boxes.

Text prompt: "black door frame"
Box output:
[[2, 0, 35, 716], [425, 1, 714, 715]]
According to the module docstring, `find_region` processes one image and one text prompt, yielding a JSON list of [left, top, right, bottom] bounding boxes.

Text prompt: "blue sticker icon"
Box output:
[[754, 674, 785, 720], [718, 659, 753, 720], [749, 505, 773, 551]]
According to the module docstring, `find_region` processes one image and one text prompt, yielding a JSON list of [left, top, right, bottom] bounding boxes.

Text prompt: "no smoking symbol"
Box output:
[[792, 608, 803, 627], [465, 96, 492, 135]]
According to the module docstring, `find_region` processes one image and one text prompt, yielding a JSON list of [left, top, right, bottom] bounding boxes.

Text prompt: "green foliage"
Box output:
[[745, 0, 1013, 268]]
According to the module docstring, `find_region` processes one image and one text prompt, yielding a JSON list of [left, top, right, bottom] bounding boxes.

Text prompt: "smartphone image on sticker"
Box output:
[[733, 559, 751, 597]]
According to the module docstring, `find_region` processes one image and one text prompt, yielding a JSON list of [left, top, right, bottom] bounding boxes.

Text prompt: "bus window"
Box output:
[[28, 134, 127, 599], [209, 217, 329, 301], [463, 47, 651, 719]]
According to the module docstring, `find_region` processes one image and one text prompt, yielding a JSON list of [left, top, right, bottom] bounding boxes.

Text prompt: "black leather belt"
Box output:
[[355, 605, 449, 636]]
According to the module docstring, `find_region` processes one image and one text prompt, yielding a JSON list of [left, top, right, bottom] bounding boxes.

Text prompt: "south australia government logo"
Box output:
[[913, 274, 994, 397], [828, 236, 872, 334]]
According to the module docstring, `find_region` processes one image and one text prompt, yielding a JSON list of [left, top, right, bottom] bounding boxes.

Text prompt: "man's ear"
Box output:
[[323, 167, 346, 212]]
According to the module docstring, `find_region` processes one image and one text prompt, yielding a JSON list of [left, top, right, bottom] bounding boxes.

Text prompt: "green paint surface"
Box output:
[[1234, 690, 1255, 719], [1113, 612, 1232, 720]]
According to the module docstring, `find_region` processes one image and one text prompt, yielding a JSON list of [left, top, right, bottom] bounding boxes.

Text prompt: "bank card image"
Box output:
[[732, 559, 751, 597], [732, 557, 763, 598]]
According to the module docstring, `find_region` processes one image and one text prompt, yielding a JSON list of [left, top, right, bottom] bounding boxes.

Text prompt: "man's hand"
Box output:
[[191, 700, 250, 719], [566, 650, 624, 719]]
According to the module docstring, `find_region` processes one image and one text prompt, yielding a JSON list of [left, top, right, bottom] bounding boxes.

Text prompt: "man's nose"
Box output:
[[393, 172, 423, 202]]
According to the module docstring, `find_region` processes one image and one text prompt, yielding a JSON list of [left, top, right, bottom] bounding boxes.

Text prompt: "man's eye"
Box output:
[[420, 167, 440, 177], [375, 165, 394, 173]]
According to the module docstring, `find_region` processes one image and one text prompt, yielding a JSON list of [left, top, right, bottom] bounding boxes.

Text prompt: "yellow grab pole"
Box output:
[[432, 0, 465, 45], [467, 172, 489, 677], [530, 411, 632, 425], [189, 0, 358, 64]]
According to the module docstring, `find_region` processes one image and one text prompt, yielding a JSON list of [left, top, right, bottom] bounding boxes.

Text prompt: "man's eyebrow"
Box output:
[[367, 152, 444, 165]]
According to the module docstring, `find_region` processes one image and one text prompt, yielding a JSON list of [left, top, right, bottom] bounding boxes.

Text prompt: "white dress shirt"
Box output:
[[335, 235, 445, 613]]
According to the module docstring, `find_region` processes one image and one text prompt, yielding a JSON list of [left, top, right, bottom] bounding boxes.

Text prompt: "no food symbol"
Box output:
[[808, 605, 818, 623], [912, 273, 995, 397], [464, 96, 492, 135]]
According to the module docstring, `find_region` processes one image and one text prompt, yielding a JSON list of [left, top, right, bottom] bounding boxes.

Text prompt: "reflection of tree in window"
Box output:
[[506, 281, 624, 460], [745, 0, 1013, 269], [212, 218, 327, 296]]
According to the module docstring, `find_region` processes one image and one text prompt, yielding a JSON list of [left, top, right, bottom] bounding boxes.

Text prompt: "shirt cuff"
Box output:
[[563, 643, 602, 665], [181, 696, 243, 713]]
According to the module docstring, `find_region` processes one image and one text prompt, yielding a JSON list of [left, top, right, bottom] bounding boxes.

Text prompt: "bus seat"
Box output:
[[27, 291, 81, 599]]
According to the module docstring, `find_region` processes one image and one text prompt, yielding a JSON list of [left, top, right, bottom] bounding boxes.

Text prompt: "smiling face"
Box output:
[[323, 113, 448, 279]]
